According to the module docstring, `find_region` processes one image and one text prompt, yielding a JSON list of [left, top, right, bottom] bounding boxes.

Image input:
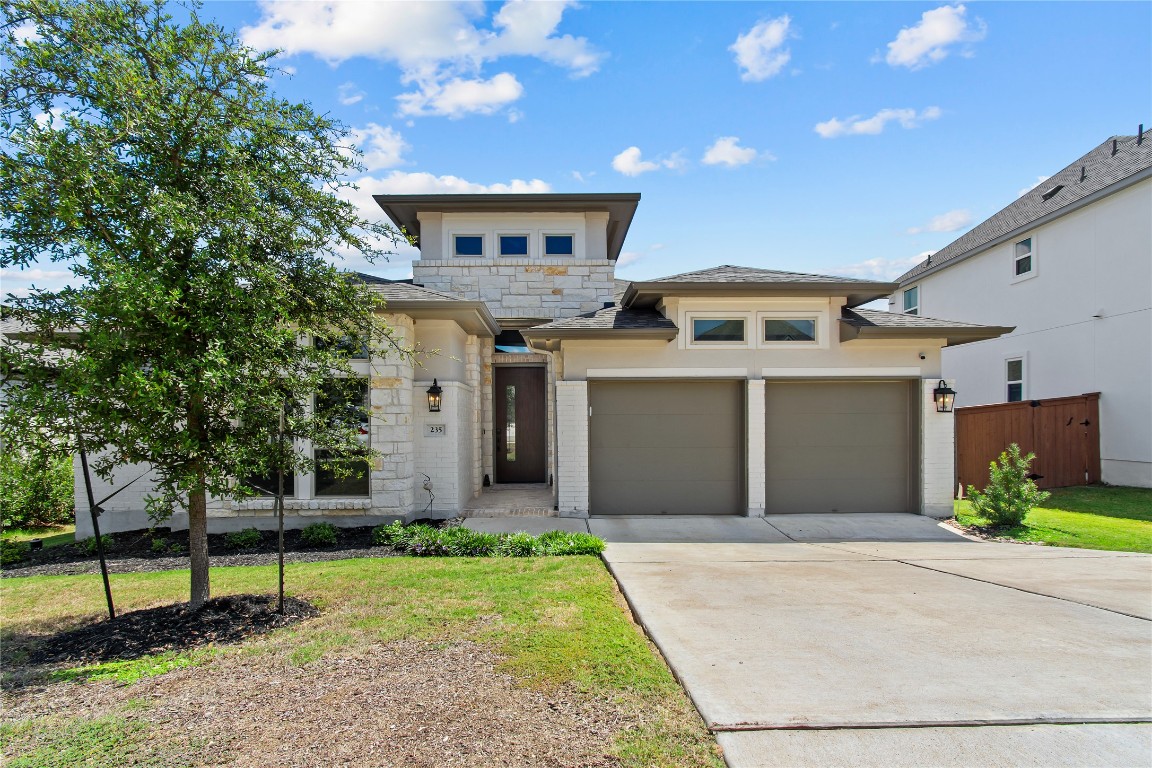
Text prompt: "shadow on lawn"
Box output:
[[7, 594, 318, 671]]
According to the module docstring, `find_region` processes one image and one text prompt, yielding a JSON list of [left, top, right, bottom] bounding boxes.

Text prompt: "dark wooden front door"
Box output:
[[494, 367, 546, 483]]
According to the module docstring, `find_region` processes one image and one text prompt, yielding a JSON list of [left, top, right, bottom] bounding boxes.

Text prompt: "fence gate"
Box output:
[[955, 393, 1101, 493]]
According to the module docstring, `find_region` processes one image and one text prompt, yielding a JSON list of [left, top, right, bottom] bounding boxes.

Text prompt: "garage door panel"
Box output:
[[766, 382, 913, 515], [590, 381, 744, 516]]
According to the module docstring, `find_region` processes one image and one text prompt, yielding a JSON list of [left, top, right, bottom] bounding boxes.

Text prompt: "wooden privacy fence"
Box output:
[[955, 392, 1101, 493]]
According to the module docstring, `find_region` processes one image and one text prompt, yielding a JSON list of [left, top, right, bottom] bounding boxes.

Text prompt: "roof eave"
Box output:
[[896, 166, 1152, 286], [623, 282, 896, 308], [521, 327, 678, 351], [839, 323, 1014, 346], [375, 299, 500, 336]]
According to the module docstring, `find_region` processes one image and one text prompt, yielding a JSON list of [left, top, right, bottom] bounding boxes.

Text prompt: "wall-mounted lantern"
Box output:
[[426, 379, 443, 412], [933, 380, 956, 413]]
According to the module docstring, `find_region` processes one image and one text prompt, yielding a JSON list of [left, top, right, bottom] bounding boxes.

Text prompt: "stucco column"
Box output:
[[369, 313, 416, 516], [556, 380, 589, 517], [746, 379, 766, 516], [921, 377, 956, 518]]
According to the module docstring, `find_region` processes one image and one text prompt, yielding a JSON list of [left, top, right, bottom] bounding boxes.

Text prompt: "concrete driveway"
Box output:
[[591, 515, 1152, 767]]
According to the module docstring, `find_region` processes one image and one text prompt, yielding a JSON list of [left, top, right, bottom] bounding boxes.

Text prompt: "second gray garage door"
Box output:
[[765, 381, 917, 514], [590, 380, 744, 515]]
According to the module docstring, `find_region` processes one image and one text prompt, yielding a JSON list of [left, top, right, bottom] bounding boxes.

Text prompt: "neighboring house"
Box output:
[[68, 193, 1009, 535], [891, 132, 1152, 488]]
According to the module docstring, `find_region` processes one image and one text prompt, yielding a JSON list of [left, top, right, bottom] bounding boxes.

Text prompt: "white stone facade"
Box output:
[[414, 259, 614, 319]]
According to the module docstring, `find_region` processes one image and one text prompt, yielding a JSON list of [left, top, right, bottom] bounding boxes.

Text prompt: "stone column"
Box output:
[[480, 337, 494, 484], [465, 334, 483, 499], [921, 378, 956, 518], [370, 313, 416, 516], [556, 381, 589, 517]]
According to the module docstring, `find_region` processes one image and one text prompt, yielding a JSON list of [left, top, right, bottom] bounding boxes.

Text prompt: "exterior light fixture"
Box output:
[[933, 380, 956, 413], [426, 379, 443, 413]]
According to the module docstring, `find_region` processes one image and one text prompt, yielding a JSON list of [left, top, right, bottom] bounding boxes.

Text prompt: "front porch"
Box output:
[[462, 483, 556, 518]]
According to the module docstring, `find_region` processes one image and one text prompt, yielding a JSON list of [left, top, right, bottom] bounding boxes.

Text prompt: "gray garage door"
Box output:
[[765, 381, 915, 514], [590, 380, 744, 515]]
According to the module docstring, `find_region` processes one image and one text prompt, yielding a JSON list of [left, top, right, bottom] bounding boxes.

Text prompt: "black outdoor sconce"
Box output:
[[426, 379, 443, 412], [933, 380, 956, 413]]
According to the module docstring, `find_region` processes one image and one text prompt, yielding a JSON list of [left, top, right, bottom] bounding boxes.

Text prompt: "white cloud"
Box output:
[[361, 171, 552, 195], [907, 209, 972, 234], [11, 22, 41, 44], [814, 106, 941, 138], [338, 82, 365, 106], [884, 4, 986, 70], [241, 1, 602, 119], [611, 146, 684, 177], [831, 252, 933, 281], [701, 136, 770, 167], [397, 73, 523, 118], [730, 16, 792, 82], [1017, 175, 1051, 197], [280, 65, 297, 76], [616, 251, 643, 267], [33, 107, 65, 128], [346, 124, 409, 172]]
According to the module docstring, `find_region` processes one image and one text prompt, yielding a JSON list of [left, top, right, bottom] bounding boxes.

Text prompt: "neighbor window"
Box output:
[[499, 234, 529, 257], [763, 318, 817, 343], [453, 234, 484, 257], [543, 234, 574, 256], [1006, 358, 1025, 402], [1014, 237, 1034, 277], [903, 286, 919, 315], [692, 318, 745, 343]]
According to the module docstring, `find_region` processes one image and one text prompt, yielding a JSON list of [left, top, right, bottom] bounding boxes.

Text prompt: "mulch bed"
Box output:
[[941, 518, 1049, 545], [1, 523, 432, 578], [27, 594, 320, 665]]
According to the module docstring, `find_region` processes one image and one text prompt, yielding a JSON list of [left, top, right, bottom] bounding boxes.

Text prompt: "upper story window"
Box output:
[[543, 234, 574, 257], [691, 318, 746, 344], [314, 335, 369, 359], [1006, 357, 1025, 402], [903, 286, 919, 315], [1013, 237, 1034, 278], [453, 234, 484, 258], [763, 318, 817, 343], [498, 234, 529, 257]]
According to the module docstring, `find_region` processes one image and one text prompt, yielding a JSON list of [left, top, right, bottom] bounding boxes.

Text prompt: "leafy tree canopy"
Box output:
[[1, 0, 407, 606]]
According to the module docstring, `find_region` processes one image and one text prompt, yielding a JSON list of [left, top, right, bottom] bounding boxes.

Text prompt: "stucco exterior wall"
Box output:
[[894, 179, 1152, 487]]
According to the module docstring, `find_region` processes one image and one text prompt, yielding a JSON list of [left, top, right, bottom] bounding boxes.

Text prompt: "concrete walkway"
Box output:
[[591, 514, 1152, 768]]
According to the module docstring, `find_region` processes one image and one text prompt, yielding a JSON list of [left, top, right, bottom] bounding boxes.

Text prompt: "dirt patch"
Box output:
[[4, 641, 624, 767], [26, 594, 319, 665]]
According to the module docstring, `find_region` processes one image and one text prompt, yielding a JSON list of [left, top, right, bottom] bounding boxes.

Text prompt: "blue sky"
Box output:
[[5, 1, 1150, 298]]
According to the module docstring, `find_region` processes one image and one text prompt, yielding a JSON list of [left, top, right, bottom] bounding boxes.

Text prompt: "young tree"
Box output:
[[1, 0, 405, 607]]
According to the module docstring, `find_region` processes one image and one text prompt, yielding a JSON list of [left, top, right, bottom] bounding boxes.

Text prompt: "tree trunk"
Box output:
[[188, 473, 211, 609]]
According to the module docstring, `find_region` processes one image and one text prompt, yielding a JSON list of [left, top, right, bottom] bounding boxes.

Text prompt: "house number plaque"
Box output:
[[426, 424, 446, 437]]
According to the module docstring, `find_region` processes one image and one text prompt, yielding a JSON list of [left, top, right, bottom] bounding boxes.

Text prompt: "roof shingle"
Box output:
[[650, 265, 884, 285], [525, 305, 677, 332]]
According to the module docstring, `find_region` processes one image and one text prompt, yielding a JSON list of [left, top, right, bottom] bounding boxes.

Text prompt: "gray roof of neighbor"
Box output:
[[897, 133, 1152, 284]]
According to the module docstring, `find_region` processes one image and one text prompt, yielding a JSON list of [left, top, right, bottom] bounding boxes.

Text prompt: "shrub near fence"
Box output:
[[0, 448, 74, 530]]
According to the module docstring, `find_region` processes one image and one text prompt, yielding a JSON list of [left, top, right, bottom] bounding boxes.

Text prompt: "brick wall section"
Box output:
[[413, 380, 472, 517], [745, 380, 766, 516], [413, 259, 615, 319], [921, 378, 956, 518], [370, 314, 416, 515], [555, 381, 589, 517]]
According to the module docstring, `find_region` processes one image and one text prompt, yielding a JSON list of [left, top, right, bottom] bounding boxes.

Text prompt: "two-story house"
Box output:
[[891, 132, 1152, 488], [78, 192, 1010, 537]]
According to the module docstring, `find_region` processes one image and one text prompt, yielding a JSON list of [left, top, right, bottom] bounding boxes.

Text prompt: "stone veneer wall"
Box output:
[[413, 259, 615, 320], [369, 314, 416, 516]]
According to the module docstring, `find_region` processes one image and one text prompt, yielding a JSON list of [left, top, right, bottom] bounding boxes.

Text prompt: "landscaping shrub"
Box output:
[[496, 532, 544, 557], [538, 530, 606, 556], [965, 443, 1051, 527], [224, 527, 263, 550], [299, 522, 338, 547], [82, 534, 114, 555], [0, 444, 74, 530], [0, 538, 30, 568], [373, 521, 606, 558]]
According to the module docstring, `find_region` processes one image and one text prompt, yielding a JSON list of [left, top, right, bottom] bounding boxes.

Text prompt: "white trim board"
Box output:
[[761, 367, 923, 378], [585, 368, 750, 378]]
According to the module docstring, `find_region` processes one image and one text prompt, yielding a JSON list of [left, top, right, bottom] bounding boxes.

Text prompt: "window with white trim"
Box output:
[[903, 286, 919, 315], [1013, 237, 1034, 277], [762, 317, 817, 343], [498, 234, 529, 257], [1006, 357, 1025, 402], [543, 234, 574, 257], [453, 234, 484, 258], [691, 317, 746, 344]]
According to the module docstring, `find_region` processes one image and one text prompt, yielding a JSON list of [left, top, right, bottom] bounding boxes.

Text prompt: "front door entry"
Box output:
[[494, 367, 546, 483]]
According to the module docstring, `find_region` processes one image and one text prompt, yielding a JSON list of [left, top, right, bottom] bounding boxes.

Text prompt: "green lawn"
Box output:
[[0, 525, 75, 549], [1, 557, 722, 767], [955, 485, 1152, 553]]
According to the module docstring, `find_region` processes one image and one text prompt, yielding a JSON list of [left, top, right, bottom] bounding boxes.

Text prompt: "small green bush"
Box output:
[[0, 443, 74, 530], [0, 538, 30, 568], [496, 531, 543, 557], [224, 527, 263, 550], [150, 538, 169, 553], [373, 521, 606, 558], [538, 530, 606, 556], [965, 443, 1051, 527], [82, 534, 114, 555], [299, 522, 338, 547]]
